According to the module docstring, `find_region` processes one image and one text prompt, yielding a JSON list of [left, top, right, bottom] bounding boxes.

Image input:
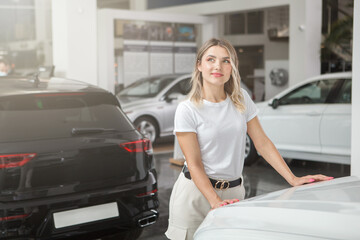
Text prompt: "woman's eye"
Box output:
[[224, 59, 230, 63], [207, 58, 215, 62]]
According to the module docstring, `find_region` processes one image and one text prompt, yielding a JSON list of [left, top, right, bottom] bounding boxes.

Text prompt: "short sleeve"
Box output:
[[242, 88, 259, 122], [173, 101, 197, 134]]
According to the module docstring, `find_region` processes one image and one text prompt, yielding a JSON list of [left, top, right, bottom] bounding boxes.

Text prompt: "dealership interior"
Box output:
[[0, 0, 359, 239]]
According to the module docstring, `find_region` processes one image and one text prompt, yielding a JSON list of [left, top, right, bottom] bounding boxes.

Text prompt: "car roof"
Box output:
[[308, 71, 352, 80], [195, 176, 360, 240], [0, 77, 108, 97]]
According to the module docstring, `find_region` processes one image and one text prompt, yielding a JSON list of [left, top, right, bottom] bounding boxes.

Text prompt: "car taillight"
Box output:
[[136, 189, 158, 197], [0, 153, 37, 169], [119, 139, 153, 154], [0, 214, 29, 221]]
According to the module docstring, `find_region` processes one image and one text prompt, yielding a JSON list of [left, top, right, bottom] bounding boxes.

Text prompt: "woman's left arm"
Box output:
[[247, 116, 333, 186]]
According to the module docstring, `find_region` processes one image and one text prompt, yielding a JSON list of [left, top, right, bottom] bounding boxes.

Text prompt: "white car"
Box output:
[[245, 72, 352, 165], [194, 176, 360, 240]]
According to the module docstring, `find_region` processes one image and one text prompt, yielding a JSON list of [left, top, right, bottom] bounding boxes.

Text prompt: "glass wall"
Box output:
[[113, 19, 200, 93], [0, 0, 53, 77]]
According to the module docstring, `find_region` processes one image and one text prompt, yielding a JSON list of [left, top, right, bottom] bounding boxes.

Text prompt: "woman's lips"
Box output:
[[211, 73, 223, 77]]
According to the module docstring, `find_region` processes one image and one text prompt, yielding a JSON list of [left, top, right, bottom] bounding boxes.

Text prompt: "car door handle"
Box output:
[[306, 111, 321, 116]]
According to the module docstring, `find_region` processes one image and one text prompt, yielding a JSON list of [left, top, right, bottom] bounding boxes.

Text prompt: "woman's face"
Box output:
[[197, 45, 232, 88]]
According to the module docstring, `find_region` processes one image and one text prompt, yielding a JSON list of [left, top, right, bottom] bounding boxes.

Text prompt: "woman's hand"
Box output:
[[290, 175, 334, 186], [211, 198, 239, 210]]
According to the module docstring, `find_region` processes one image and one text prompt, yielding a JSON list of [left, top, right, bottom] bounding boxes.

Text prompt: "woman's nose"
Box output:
[[214, 61, 221, 70]]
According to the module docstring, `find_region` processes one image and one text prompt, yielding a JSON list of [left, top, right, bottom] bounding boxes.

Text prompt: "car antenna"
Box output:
[[32, 72, 40, 88]]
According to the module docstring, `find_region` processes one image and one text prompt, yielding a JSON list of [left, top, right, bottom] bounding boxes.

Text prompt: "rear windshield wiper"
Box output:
[[71, 128, 117, 135]]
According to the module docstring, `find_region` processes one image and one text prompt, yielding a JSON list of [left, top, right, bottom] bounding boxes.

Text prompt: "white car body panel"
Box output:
[[260, 104, 326, 154], [194, 176, 360, 240], [321, 104, 351, 157]]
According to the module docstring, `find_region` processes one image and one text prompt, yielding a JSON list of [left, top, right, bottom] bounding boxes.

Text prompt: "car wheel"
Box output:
[[244, 134, 258, 166], [134, 117, 159, 143]]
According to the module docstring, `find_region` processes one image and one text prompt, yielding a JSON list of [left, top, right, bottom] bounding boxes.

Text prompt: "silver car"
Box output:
[[117, 74, 192, 143]]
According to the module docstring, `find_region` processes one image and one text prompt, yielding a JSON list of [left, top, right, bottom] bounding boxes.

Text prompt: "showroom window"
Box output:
[[225, 13, 245, 34], [247, 11, 264, 34], [113, 19, 199, 92], [225, 10, 264, 35], [0, 0, 53, 76]]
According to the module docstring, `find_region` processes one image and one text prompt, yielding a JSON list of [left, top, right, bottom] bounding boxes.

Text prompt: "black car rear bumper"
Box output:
[[0, 170, 159, 239]]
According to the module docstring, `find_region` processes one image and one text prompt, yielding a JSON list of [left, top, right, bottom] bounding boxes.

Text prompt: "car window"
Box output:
[[118, 76, 176, 98], [167, 78, 191, 95], [334, 79, 351, 104], [279, 79, 338, 105], [0, 93, 134, 142]]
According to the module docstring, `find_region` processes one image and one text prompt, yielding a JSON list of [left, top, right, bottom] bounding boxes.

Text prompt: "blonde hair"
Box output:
[[188, 38, 245, 112]]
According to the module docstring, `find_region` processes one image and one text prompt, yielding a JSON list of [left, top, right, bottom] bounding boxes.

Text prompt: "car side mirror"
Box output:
[[270, 98, 279, 109], [164, 92, 182, 103]]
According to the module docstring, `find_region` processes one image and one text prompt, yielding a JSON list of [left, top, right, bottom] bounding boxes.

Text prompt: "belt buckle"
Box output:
[[214, 180, 230, 190]]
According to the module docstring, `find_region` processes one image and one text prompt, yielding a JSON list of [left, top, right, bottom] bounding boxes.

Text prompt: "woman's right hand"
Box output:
[[211, 198, 239, 210]]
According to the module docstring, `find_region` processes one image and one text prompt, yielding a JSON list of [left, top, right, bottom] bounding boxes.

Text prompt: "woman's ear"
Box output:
[[197, 60, 202, 72]]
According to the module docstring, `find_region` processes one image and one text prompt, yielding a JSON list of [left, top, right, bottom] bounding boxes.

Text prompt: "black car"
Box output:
[[0, 76, 159, 239]]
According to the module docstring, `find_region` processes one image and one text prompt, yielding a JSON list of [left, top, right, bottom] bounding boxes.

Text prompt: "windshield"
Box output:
[[118, 76, 177, 98]]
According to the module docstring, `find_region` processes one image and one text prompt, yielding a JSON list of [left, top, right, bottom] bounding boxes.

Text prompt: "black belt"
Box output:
[[182, 165, 242, 190]]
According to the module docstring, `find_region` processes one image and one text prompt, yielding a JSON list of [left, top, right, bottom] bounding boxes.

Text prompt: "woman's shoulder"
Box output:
[[178, 98, 195, 109], [240, 88, 252, 102], [176, 99, 200, 115], [240, 87, 249, 96]]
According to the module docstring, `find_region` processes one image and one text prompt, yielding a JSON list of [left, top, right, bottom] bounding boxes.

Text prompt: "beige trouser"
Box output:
[[165, 172, 245, 240]]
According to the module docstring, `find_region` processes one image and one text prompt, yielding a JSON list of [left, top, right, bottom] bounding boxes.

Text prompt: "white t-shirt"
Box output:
[[174, 89, 259, 180]]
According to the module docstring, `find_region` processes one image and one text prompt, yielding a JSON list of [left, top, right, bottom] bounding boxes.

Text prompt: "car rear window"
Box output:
[[0, 92, 134, 142]]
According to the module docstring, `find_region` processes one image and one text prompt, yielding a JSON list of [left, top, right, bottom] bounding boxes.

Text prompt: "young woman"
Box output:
[[165, 38, 333, 240]]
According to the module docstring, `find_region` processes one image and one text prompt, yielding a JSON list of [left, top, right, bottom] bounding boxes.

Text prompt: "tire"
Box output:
[[244, 134, 258, 166], [134, 117, 159, 143]]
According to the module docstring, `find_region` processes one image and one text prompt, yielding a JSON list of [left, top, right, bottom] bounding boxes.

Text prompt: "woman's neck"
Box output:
[[202, 85, 227, 103]]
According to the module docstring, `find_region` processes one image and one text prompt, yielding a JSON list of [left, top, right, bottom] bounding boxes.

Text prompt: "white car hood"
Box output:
[[195, 176, 360, 240]]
